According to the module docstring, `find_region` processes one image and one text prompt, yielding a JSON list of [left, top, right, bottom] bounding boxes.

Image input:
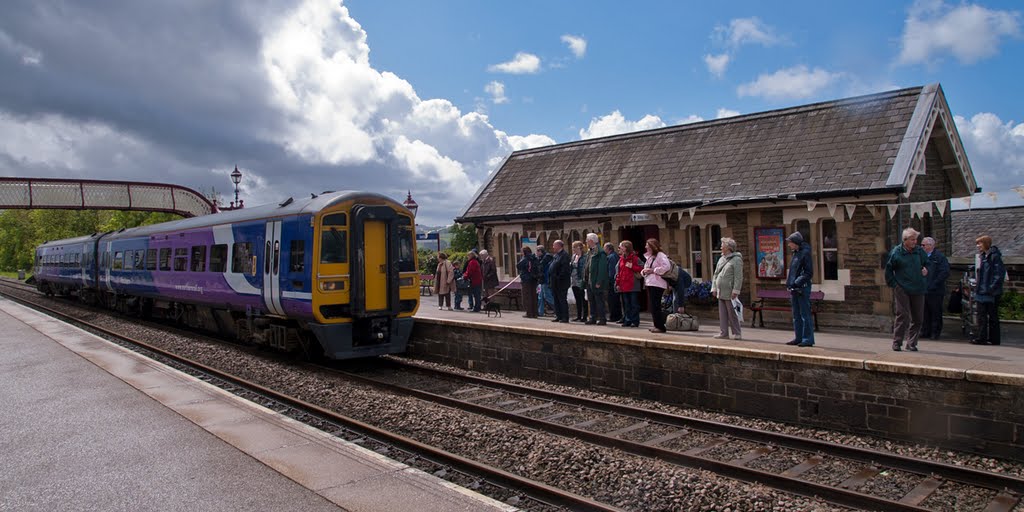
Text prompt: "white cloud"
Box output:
[[677, 115, 705, 125], [579, 111, 666, 140], [954, 113, 1024, 197], [716, 108, 740, 119], [737, 65, 842, 100], [488, 52, 541, 74], [507, 134, 556, 151], [897, 1, 1020, 66], [561, 34, 587, 59], [484, 81, 508, 104], [714, 17, 784, 48], [703, 53, 730, 78], [0, 29, 43, 66]]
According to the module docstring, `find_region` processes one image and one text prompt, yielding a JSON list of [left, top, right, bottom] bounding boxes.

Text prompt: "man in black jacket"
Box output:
[[921, 237, 950, 340], [785, 232, 815, 347], [549, 240, 572, 323]]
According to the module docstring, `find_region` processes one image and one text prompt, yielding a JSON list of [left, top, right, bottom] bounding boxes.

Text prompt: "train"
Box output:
[[32, 191, 420, 360]]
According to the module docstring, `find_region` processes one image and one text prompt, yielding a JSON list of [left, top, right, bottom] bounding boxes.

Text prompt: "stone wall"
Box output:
[[410, 320, 1024, 461]]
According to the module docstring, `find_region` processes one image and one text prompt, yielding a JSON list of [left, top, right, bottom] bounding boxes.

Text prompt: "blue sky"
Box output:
[[1, 0, 1021, 225]]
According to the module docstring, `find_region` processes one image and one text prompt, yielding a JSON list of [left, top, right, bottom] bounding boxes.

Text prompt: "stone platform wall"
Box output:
[[410, 320, 1024, 462]]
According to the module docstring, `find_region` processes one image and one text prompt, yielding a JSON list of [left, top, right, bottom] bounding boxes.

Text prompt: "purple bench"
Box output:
[[494, 280, 522, 310], [750, 288, 825, 331]]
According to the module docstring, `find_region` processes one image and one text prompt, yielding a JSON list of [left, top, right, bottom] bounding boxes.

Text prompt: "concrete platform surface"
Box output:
[[416, 304, 1024, 386], [0, 298, 513, 512]]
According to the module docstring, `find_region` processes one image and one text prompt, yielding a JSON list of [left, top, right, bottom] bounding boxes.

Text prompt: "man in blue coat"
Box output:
[[785, 232, 815, 347], [604, 242, 622, 323], [920, 237, 950, 340], [549, 240, 572, 323]]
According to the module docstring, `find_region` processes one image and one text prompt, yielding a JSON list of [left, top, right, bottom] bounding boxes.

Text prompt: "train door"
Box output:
[[262, 220, 285, 315], [362, 219, 388, 311]]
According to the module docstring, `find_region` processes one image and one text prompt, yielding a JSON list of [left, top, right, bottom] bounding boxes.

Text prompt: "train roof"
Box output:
[[38, 233, 105, 249], [105, 190, 404, 241]]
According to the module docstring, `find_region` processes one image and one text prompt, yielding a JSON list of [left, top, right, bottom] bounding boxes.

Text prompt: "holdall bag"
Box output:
[[665, 313, 700, 331], [663, 261, 680, 284]]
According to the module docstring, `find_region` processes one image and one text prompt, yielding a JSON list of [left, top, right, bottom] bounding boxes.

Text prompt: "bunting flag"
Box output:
[[961, 197, 972, 208], [986, 192, 999, 203], [910, 202, 930, 219], [1014, 185, 1024, 199], [806, 201, 818, 212], [865, 205, 880, 219], [826, 202, 838, 219], [887, 204, 899, 219], [935, 200, 947, 217], [687, 207, 697, 220], [845, 204, 857, 219]]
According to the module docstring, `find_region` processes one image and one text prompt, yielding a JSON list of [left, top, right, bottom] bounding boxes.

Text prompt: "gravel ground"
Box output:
[[6, 285, 1020, 511]]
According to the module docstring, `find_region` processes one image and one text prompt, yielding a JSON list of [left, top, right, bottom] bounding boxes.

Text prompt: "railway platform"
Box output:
[[412, 307, 1024, 462], [0, 298, 512, 512]]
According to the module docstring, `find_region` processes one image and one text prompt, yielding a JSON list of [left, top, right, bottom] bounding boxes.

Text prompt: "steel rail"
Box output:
[[0, 287, 623, 512]]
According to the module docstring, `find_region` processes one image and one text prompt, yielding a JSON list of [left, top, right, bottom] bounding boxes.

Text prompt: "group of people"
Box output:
[[433, 249, 499, 313], [885, 228, 1004, 351], [433, 228, 1007, 351]]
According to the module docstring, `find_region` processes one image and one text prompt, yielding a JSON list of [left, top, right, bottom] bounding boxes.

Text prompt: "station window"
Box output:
[[821, 219, 838, 280], [690, 226, 703, 278], [209, 244, 227, 272], [190, 246, 206, 272], [159, 248, 171, 271], [112, 251, 123, 270], [146, 249, 157, 271], [288, 241, 305, 272], [232, 242, 252, 274], [709, 224, 722, 270], [173, 248, 188, 272]]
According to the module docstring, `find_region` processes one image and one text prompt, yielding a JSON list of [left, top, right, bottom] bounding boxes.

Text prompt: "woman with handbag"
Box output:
[[616, 240, 643, 328], [434, 252, 455, 311], [640, 239, 672, 333]]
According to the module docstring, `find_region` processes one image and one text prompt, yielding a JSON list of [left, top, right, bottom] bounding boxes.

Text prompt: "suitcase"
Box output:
[[665, 313, 699, 331]]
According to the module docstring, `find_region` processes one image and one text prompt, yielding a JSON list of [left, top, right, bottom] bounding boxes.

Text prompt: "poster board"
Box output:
[[754, 227, 786, 280]]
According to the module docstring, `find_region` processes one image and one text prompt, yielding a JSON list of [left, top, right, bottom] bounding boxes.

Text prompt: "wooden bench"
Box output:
[[419, 274, 434, 296], [493, 280, 522, 310], [750, 289, 824, 331]]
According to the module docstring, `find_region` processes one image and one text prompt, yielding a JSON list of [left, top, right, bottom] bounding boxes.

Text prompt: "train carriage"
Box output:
[[34, 233, 102, 298], [34, 191, 419, 360]]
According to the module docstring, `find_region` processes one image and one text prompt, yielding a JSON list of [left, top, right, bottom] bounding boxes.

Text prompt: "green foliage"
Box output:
[[417, 247, 437, 275], [0, 209, 182, 271], [448, 223, 477, 253], [999, 290, 1024, 321]]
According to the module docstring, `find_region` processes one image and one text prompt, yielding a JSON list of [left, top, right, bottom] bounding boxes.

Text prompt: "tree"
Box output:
[[448, 222, 477, 253]]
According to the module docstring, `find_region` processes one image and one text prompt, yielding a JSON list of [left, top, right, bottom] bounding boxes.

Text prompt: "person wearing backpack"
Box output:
[[536, 247, 555, 317], [517, 246, 540, 318]]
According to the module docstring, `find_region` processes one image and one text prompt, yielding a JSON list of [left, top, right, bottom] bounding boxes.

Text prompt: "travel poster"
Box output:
[[755, 227, 786, 279]]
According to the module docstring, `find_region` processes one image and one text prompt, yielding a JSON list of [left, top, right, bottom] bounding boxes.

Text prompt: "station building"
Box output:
[[456, 84, 979, 331]]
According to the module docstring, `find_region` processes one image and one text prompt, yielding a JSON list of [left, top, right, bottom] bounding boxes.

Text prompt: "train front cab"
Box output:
[[309, 198, 419, 359]]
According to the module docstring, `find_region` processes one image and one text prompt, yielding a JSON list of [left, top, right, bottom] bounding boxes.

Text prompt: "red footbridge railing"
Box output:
[[0, 178, 217, 218]]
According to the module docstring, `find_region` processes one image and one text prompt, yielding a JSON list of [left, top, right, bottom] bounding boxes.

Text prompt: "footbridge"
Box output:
[[0, 178, 216, 218]]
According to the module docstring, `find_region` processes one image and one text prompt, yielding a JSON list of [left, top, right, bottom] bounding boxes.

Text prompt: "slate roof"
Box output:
[[460, 84, 970, 223], [950, 207, 1024, 257]]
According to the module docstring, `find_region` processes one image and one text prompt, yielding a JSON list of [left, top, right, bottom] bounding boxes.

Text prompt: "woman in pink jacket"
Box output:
[[640, 238, 671, 333]]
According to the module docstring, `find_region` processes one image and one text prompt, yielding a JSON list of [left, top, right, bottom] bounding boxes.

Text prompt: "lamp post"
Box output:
[[402, 190, 418, 218], [230, 166, 243, 209]]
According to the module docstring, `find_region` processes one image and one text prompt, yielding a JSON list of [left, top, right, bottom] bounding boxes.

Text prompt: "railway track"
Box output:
[[331, 359, 1024, 511], [0, 280, 618, 512], [6, 277, 1023, 511]]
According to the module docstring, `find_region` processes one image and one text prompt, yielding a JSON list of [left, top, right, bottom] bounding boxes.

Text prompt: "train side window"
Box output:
[[134, 250, 143, 270], [209, 244, 227, 272], [232, 242, 252, 274], [159, 248, 171, 271], [289, 240, 305, 272], [146, 249, 157, 271], [124, 251, 135, 270], [112, 251, 124, 270], [190, 245, 207, 272], [173, 248, 188, 271], [397, 216, 415, 272]]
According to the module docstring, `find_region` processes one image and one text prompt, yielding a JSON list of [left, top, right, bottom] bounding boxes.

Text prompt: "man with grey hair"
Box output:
[[885, 227, 929, 351], [921, 236, 950, 340], [585, 233, 608, 324]]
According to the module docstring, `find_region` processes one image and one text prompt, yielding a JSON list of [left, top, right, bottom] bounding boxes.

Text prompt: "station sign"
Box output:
[[416, 232, 440, 241], [630, 213, 653, 222]]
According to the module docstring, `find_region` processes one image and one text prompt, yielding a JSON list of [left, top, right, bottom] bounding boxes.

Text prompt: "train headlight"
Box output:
[[319, 280, 346, 291], [399, 277, 415, 288]]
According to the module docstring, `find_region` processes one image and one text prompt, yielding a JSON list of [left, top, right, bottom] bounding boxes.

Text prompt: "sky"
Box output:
[[0, 0, 1022, 226]]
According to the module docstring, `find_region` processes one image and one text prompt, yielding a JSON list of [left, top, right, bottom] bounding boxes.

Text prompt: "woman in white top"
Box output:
[[640, 238, 671, 333]]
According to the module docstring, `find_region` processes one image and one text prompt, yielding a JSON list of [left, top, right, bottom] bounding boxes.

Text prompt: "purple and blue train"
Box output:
[[33, 191, 420, 360]]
